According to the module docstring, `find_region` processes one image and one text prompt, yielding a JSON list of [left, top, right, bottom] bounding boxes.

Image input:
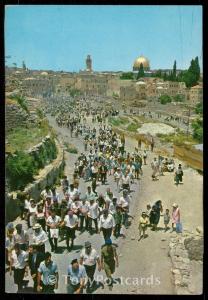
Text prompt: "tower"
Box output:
[[22, 60, 26, 70], [86, 55, 92, 72]]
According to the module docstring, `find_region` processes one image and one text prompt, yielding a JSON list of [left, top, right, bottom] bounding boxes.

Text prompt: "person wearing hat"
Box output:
[[28, 244, 45, 292], [67, 258, 87, 294], [13, 223, 29, 251], [32, 223, 48, 253], [138, 212, 149, 241], [37, 252, 59, 293], [101, 238, 118, 288], [9, 243, 29, 292], [99, 209, 115, 241], [80, 241, 101, 292], [171, 203, 180, 232], [46, 209, 61, 253], [61, 209, 78, 251]]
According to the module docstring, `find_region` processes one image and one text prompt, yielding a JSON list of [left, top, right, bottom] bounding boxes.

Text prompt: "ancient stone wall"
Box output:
[[5, 139, 65, 222], [5, 103, 29, 133], [169, 228, 203, 295]]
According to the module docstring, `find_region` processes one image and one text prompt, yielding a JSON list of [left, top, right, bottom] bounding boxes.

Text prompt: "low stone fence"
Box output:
[[6, 102, 29, 133], [169, 227, 203, 294], [173, 145, 203, 172], [6, 139, 65, 223]]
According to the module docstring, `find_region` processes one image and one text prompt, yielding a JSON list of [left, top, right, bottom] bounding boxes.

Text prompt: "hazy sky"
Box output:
[[5, 5, 203, 72]]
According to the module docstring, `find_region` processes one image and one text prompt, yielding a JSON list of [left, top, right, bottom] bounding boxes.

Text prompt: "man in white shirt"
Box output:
[[32, 223, 48, 253], [87, 199, 99, 234], [10, 243, 29, 292], [80, 241, 101, 292], [79, 198, 89, 231], [85, 186, 96, 202], [99, 209, 115, 241], [62, 210, 78, 251], [46, 210, 61, 253], [121, 172, 131, 192], [13, 224, 29, 251]]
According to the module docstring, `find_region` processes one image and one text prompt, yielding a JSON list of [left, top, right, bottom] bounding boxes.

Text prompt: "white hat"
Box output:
[[33, 223, 41, 229], [172, 203, 178, 208]]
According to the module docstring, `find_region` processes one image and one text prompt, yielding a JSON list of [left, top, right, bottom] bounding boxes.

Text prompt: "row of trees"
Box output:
[[191, 102, 203, 142], [153, 57, 201, 88]]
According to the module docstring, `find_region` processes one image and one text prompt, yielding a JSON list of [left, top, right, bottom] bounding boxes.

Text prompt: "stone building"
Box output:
[[188, 84, 203, 104]]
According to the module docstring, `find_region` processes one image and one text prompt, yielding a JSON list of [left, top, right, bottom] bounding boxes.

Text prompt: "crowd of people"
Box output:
[[5, 96, 183, 294]]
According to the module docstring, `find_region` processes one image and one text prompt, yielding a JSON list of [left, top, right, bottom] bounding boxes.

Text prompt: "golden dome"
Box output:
[[133, 56, 150, 71]]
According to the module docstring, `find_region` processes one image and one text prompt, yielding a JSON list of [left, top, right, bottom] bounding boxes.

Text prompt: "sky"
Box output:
[[5, 5, 203, 72]]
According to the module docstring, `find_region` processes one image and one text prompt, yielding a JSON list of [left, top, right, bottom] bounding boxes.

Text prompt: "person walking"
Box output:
[[67, 259, 87, 294], [28, 244, 45, 292], [138, 212, 149, 240], [174, 164, 183, 186], [37, 252, 59, 294], [99, 209, 115, 241], [101, 239, 118, 288], [62, 209, 78, 251], [9, 243, 29, 293], [171, 203, 181, 232], [80, 241, 101, 292], [87, 199, 99, 234], [46, 209, 61, 253], [32, 223, 48, 253], [13, 224, 29, 251]]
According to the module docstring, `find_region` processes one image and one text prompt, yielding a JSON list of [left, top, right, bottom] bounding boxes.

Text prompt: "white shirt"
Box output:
[[118, 196, 130, 208], [46, 215, 61, 227], [33, 229, 48, 245], [99, 214, 115, 229], [64, 214, 78, 228], [88, 202, 99, 219], [11, 250, 28, 269], [86, 191, 96, 201], [80, 248, 99, 266], [13, 230, 29, 245], [71, 201, 81, 211], [79, 201, 89, 215], [28, 205, 37, 214], [109, 202, 117, 215], [24, 199, 30, 210], [122, 176, 130, 185]]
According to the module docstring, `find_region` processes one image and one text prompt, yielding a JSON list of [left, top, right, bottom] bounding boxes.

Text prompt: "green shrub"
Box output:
[[64, 142, 78, 154], [127, 123, 140, 132], [6, 151, 38, 191], [191, 118, 203, 142], [173, 94, 185, 102], [159, 95, 172, 105]]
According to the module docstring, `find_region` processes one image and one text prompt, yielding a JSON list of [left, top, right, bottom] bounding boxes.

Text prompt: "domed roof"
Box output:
[[133, 55, 150, 71], [40, 71, 48, 76]]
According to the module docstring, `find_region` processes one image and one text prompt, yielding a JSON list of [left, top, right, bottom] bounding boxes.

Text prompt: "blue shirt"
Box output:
[[67, 265, 87, 285], [38, 261, 58, 285]]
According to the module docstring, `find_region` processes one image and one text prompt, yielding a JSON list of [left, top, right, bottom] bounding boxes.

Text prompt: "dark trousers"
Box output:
[[14, 268, 25, 291], [100, 173, 106, 184], [84, 264, 96, 287], [42, 283, 55, 294], [37, 244, 45, 254], [88, 218, 98, 233], [114, 224, 121, 237], [66, 227, 76, 249], [49, 236, 58, 251], [67, 283, 82, 294], [80, 215, 88, 230], [101, 227, 112, 240]]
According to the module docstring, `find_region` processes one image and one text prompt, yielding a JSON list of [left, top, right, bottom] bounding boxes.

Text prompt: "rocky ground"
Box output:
[[5, 114, 203, 294]]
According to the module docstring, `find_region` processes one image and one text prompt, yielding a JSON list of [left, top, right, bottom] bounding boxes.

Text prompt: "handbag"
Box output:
[[176, 222, 182, 233]]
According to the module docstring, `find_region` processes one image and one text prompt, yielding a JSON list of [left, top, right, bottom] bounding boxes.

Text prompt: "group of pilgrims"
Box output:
[[5, 96, 183, 294]]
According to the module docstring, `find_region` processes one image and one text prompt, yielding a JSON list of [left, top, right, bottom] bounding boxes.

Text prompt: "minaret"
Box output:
[[86, 55, 92, 72]]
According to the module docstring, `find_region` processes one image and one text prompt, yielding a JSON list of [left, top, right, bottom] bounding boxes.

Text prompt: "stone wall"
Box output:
[[5, 102, 29, 133], [6, 139, 65, 222], [169, 228, 203, 295]]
